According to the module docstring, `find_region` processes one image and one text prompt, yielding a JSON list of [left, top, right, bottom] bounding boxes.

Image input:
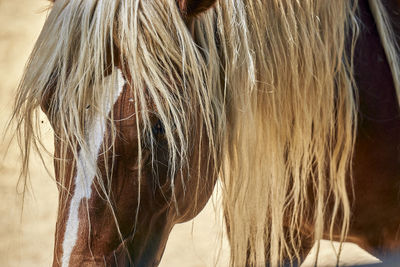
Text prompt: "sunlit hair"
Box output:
[[369, 0, 400, 106], [217, 0, 400, 265], [11, 0, 400, 266]]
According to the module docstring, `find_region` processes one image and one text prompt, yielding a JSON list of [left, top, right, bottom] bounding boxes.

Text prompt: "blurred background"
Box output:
[[0, 0, 229, 266]]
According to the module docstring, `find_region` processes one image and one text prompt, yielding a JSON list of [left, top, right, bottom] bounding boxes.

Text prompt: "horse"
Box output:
[[10, 0, 400, 266]]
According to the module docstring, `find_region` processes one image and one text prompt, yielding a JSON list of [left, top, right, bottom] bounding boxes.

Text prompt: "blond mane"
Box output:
[[11, 0, 400, 266], [216, 1, 359, 265]]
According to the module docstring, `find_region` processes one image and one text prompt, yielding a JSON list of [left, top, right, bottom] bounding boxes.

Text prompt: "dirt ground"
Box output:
[[0, 0, 229, 266]]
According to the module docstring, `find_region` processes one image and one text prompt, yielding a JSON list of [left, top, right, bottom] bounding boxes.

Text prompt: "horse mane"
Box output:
[[369, 0, 400, 107], [218, 0, 400, 265], [11, 0, 400, 266], [216, 1, 359, 265]]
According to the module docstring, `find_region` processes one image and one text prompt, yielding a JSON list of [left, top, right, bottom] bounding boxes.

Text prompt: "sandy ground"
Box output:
[[0, 0, 229, 266]]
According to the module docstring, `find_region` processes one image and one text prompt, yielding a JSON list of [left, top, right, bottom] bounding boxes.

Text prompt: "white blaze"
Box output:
[[61, 70, 126, 267]]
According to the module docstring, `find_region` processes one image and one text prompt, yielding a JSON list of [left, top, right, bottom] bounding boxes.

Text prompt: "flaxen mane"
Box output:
[[11, 0, 400, 266], [216, 1, 359, 265]]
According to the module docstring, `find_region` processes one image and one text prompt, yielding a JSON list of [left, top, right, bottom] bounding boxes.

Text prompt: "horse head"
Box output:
[[14, 0, 219, 266]]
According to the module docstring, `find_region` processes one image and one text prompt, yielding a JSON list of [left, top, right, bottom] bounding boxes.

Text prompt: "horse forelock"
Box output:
[[15, 0, 220, 193]]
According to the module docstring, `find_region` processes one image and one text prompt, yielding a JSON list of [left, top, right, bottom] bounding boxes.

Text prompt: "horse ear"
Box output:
[[177, 0, 217, 18]]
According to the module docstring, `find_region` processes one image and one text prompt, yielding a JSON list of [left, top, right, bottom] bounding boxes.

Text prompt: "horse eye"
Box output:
[[152, 120, 165, 136]]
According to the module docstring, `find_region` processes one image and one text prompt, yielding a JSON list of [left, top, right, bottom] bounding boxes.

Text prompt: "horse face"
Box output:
[[45, 1, 218, 266], [52, 75, 217, 267]]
